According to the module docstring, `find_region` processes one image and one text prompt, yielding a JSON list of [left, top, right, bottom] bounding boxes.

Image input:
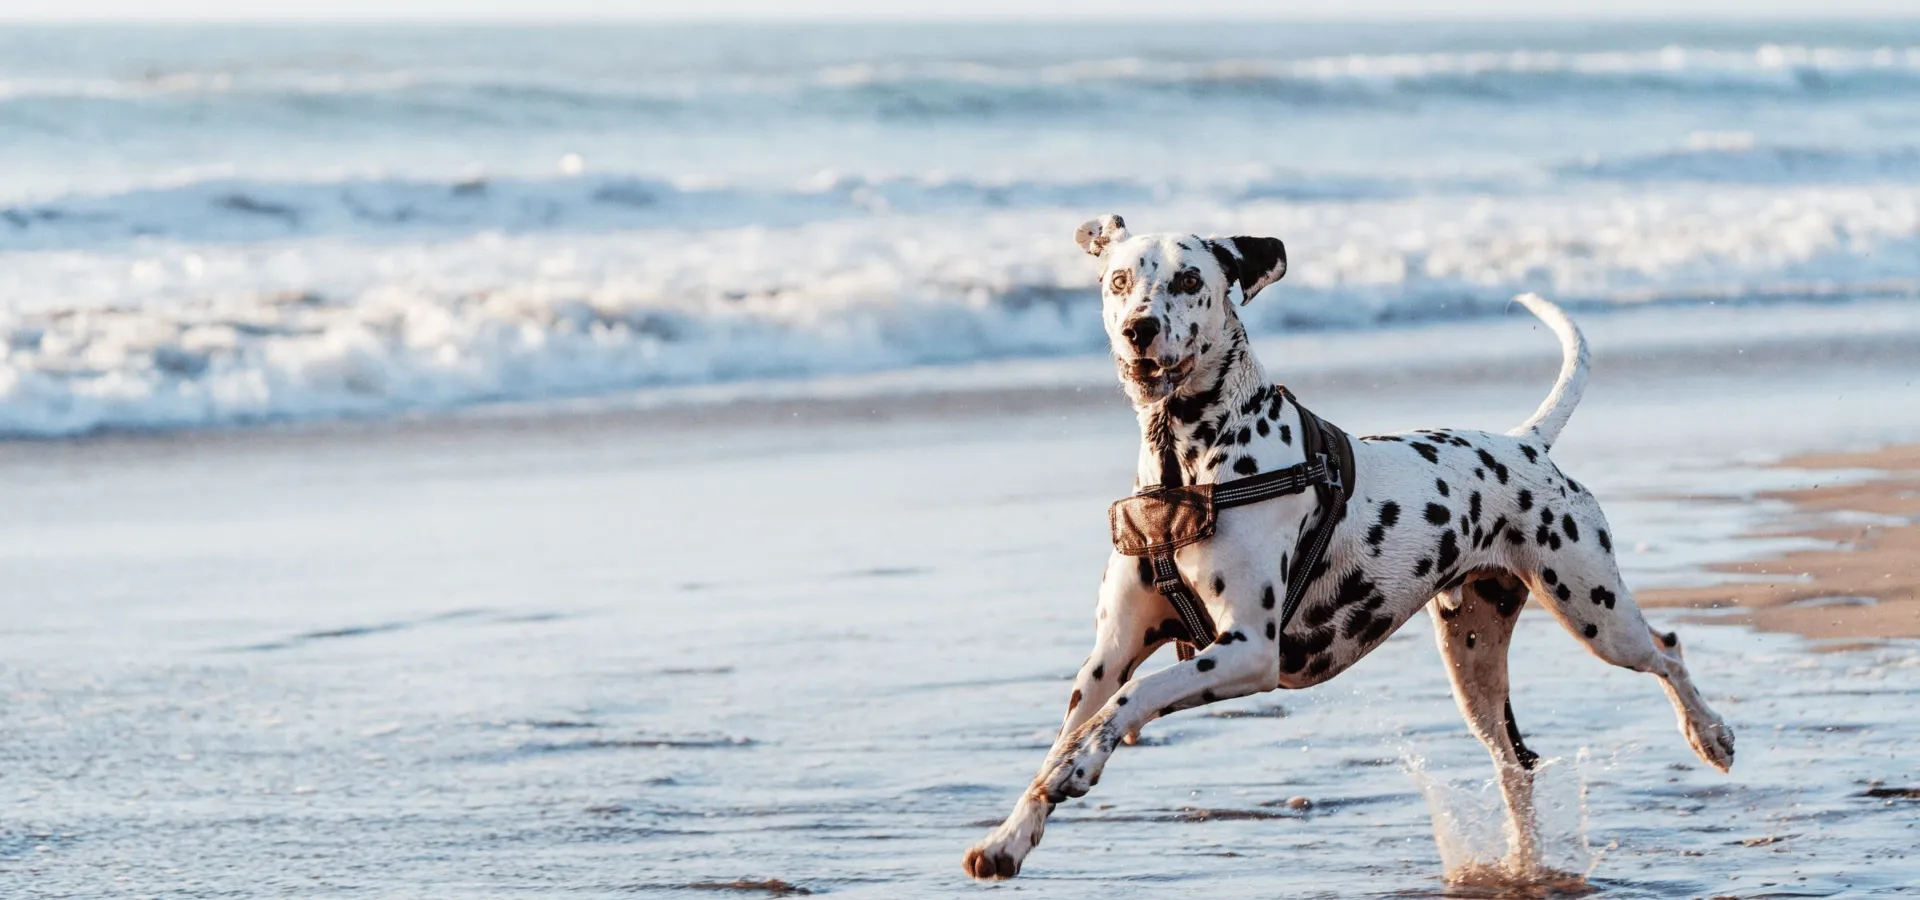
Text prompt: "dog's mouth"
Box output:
[[1123, 355, 1196, 392]]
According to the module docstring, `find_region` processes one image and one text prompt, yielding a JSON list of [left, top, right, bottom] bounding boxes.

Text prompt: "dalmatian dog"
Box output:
[[961, 214, 1735, 881]]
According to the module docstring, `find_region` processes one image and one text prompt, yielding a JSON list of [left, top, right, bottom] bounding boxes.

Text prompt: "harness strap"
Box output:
[[1149, 552, 1214, 660], [1279, 394, 1354, 634], [1211, 458, 1333, 508], [1131, 387, 1354, 656]]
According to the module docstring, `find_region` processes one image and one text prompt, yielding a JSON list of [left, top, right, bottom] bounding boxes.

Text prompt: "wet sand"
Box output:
[[1642, 445, 1920, 647], [5, 306, 1920, 897]]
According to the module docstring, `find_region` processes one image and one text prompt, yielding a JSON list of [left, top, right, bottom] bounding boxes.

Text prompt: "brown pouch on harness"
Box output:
[[1108, 484, 1216, 557]]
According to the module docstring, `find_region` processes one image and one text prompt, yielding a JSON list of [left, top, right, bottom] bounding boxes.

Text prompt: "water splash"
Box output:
[[1404, 750, 1600, 896]]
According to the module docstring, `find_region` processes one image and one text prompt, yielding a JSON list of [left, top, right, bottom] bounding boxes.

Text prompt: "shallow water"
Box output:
[[3, 339, 1918, 897]]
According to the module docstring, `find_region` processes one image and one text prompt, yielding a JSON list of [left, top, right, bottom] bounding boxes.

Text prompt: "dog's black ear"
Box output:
[[1207, 236, 1287, 305], [1075, 214, 1129, 257]]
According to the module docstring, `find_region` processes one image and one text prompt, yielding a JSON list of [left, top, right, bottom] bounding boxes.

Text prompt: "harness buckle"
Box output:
[[1316, 452, 1343, 495]]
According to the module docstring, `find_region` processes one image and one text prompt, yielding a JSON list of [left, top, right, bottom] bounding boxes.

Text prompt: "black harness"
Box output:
[[1108, 387, 1355, 659]]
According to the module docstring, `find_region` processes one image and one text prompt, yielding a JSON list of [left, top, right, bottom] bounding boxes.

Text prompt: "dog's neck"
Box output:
[[1130, 313, 1295, 488]]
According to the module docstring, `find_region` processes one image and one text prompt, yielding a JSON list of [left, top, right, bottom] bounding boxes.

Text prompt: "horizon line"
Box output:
[[4, 12, 1920, 24]]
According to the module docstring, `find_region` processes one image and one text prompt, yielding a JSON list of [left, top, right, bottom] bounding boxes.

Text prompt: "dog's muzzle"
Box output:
[[1124, 356, 1195, 391]]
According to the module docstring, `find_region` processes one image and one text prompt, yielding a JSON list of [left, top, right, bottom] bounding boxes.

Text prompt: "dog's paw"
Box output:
[[1685, 715, 1735, 773], [963, 817, 1044, 880]]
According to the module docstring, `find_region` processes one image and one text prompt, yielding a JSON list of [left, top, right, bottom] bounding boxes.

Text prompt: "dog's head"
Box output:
[[1075, 214, 1287, 404]]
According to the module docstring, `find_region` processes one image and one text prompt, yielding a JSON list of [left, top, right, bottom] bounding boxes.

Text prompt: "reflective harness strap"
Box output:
[[1143, 390, 1351, 658]]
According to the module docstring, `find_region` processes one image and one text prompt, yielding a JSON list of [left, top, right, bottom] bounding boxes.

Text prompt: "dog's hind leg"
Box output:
[[1430, 573, 1541, 872], [1519, 503, 1735, 772], [963, 553, 1176, 880]]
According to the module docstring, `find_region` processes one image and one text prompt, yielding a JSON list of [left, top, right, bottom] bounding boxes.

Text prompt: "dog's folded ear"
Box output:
[[1075, 214, 1129, 257], [1206, 236, 1288, 305]]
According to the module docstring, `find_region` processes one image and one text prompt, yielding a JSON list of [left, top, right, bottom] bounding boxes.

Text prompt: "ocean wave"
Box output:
[[3, 185, 1917, 436], [0, 172, 1449, 250], [11, 141, 1914, 252], [1564, 138, 1920, 183], [6, 44, 1918, 114]]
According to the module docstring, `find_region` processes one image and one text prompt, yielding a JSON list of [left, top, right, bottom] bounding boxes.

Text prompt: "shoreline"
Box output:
[[1641, 444, 1920, 649]]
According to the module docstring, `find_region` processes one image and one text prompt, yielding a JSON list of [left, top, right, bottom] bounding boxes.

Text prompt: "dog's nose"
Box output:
[[1122, 317, 1160, 353]]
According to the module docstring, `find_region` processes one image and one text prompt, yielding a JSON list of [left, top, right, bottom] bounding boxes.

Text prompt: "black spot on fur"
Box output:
[[1116, 696, 1128, 705], [1536, 524, 1552, 546], [1366, 522, 1387, 546], [1091, 664, 1105, 680], [1517, 489, 1534, 511], [1479, 577, 1527, 618], [1411, 442, 1440, 463], [1598, 528, 1612, 552], [1236, 427, 1251, 445], [1143, 618, 1188, 646], [1211, 575, 1225, 596], [1583, 624, 1599, 638], [1279, 424, 1292, 445], [1266, 620, 1277, 639], [1505, 530, 1526, 546], [1542, 568, 1558, 585], [1520, 444, 1539, 464], [1662, 631, 1679, 648], [1554, 584, 1572, 603], [1201, 689, 1217, 703], [1165, 364, 1227, 425], [1590, 586, 1616, 608], [1476, 449, 1510, 484], [1195, 659, 1215, 672], [1436, 530, 1460, 572], [1342, 609, 1376, 640], [1303, 597, 1339, 629], [1359, 616, 1392, 645], [1549, 533, 1561, 551], [1331, 569, 1376, 608], [1435, 479, 1450, 497], [1505, 699, 1539, 770], [1378, 501, 1400, 529], [1234, 456, 1260, 475], [1468, 492, 1482, 524], [1414, 557, 1433, 577], [1261, 584, 1275, 609], [1304, 656, 1333, 679], [1256, 418, 1270, 437], [1425, 503, 1450, 525], [1561, 514, 1580, 543]]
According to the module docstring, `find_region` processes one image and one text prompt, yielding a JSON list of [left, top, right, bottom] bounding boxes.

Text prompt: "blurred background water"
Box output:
[[2, 21, 1918, 434]]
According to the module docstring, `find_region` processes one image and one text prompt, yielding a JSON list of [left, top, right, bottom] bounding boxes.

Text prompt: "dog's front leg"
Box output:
[[1034, 624, 1279, 807], [963, 553, 1173, 880]]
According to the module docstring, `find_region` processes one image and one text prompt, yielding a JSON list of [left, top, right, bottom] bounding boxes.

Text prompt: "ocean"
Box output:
[[2, 20, 1918, 435]]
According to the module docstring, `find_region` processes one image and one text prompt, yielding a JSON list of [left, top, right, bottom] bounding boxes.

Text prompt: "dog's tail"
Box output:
[[1508, 293, 1588, 449]]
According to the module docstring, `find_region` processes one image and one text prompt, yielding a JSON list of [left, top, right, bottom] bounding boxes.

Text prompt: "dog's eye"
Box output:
[[1108, 270, 1132, 294], [1173, 271, 1202, 295]]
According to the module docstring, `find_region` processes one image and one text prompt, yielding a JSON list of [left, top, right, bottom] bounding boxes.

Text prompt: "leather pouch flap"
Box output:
[[1109, 484, 1216, 557]]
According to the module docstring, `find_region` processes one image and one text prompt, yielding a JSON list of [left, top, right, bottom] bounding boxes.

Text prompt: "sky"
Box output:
[[0, 0, 1913, 21]]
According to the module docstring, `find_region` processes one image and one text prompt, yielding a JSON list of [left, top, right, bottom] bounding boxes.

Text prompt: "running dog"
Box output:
[[962, 214, 1734, 880]]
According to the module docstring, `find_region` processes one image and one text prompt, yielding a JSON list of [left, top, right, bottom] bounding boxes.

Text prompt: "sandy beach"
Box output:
[[1645, 445, 1920, 647], [5, 303, 1919, 898]]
